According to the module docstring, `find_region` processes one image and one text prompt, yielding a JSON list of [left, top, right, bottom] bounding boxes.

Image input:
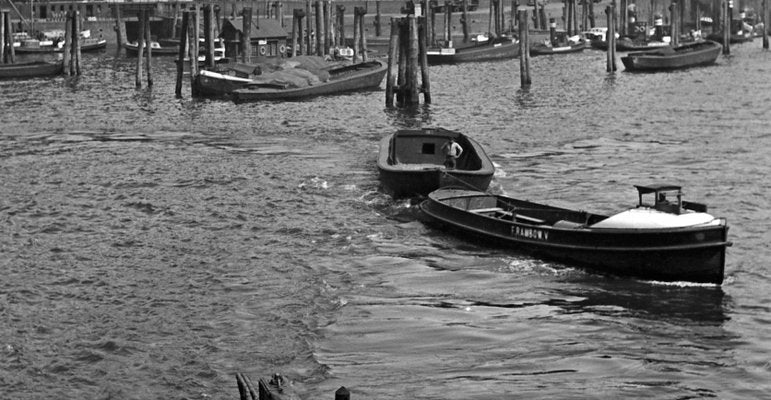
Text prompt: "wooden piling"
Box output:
[[242, 7, 252, 62], [722, 0, 730, 55], [135, 10, 145, 87], [670, 0, 678, 47], [189, 7, 199, 94], [204, 4, 215, 68], [305, 0, 312, 55], [315, 1, 323, 56], [292, 9, 304, 56], [324, 1, 332, 56], [517, 8, 531, 86], [375, 1, 382, 37], [763, 0, 769, 49], [175, 11, 190, 97], [63, 11, 73, 75], [4, 11, 15, 64], [0, 11, 5, 63], [336, 5, 346, 47], [461, 0, 470, 42], [418, 16, 431, 104], [114, 6, 127, 49], [358, 7, 368, 62], [353, 8, 361, 61], [72, 10, 82, 75], [386, 18, 400, 107], [605, 5, 616, 72], [407, 15, 420, 105], [144, 9, 153, 86]]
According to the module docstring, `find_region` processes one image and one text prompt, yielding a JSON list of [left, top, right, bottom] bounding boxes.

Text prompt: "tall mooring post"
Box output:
[[62, 10, 82, 76], [1, 10, 16, 64], [175, 10, 190, 97], [763, 0, 769, 49], [385, 16, 431, 107], [292, 9, 305, 56], [722, 0, 731, 55], [336, 5, 346, 47], [605, 4, 617, 72], [517, 8, 531, 87], [242, 7, 252, 62], [669, 0, 678, 47]]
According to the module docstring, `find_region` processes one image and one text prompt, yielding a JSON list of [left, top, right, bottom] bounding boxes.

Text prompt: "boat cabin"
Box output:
[[390, 129, 480, 170], [635, 184, 707, 214]]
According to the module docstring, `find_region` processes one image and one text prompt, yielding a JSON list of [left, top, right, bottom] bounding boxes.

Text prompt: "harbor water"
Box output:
[[1, 41, 770, 399]]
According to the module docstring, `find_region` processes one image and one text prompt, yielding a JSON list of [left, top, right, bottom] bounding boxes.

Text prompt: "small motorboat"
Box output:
[[377, 127, 495, 197], [420, 184, 731, 284]]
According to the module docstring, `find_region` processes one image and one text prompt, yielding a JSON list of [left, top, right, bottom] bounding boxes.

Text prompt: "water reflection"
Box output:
[[551, 276, 728, 324]]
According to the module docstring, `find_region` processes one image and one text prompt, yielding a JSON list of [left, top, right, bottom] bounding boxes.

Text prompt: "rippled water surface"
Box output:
[[2, 41, 770, 399]]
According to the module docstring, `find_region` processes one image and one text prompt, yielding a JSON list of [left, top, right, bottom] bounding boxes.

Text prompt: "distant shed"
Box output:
[[220, 17, 289, 60]]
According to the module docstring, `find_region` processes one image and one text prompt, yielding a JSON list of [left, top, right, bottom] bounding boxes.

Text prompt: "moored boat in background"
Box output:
[[231, 59, 387, 102], [621, 40, 722, 71], [0, 60, 63, 79], [426, 35, 519, 64], [420, 184, 730, 284]]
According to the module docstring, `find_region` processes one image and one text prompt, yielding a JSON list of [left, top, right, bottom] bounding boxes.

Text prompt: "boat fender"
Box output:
[[279, 44, 286, 54], [259, 46, 267, 56]]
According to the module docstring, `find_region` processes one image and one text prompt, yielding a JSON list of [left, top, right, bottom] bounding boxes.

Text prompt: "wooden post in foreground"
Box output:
[[517, 8, 531, 87]]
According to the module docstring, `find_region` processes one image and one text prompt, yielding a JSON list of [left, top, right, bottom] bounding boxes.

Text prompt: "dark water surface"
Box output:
[[2, 43, 770, 399]]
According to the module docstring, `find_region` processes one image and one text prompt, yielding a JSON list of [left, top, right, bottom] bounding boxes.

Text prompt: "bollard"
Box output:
[[335, 386, 351, 400]]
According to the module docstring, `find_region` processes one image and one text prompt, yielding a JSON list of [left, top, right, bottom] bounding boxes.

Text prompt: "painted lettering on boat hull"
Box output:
[[512, 226, 549, 241]]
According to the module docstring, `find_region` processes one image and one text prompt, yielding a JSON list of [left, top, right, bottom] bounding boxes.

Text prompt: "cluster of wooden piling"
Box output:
[[385, 16, 431, 107], [286, 1, 372, 61], [1, 9, 81, 74]]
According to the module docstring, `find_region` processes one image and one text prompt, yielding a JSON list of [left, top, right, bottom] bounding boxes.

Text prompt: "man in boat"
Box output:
[[441, 138, 463, 169]]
